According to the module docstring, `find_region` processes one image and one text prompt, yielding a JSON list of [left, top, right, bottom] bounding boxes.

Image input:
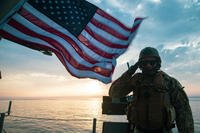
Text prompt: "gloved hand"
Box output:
[[127, 62, 139, 75]]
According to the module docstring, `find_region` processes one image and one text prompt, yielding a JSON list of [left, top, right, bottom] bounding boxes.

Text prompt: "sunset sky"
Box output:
[[1, 0, 200, 99]]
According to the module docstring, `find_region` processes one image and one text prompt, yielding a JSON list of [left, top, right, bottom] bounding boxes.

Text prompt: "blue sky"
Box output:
[[0, 0, 200, 98]]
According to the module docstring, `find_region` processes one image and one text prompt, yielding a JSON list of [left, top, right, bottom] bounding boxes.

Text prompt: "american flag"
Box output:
[[0, 0, 143, 84]]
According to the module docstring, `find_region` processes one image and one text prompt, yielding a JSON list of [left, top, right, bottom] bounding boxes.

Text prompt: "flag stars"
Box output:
[[66, 0, 70, 4], [81, 17, 85, 20], [29, 0, 98, 36], [58, 17, 62, 20], [57, 11, 61, 14], [72, 27, 76, 31], [43, 6, 47, 10]]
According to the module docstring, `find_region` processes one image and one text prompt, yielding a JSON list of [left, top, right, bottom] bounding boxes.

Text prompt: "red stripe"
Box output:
[[20, 8, 97, 64], [0, 30, 83, 78], [90, 18, 128, 41], [0, 30, 113, 80], [7, 19, 111, 77], [84, 26, 128, 49], [96, 9, 132, 32], [78, 34, 117, 59], [131, 18, 143, 33]]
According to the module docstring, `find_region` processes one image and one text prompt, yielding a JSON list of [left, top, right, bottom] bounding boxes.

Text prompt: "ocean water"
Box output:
[[0, 97, 200, 133]]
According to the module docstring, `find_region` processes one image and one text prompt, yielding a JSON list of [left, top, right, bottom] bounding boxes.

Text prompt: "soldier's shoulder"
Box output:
[[159, 70, 183, 89]]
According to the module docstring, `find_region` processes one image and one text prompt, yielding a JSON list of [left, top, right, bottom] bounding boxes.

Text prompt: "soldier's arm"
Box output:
[[170, 79, 194, 133], [109, 63, 138, 98], [109, 70, 133, 98]]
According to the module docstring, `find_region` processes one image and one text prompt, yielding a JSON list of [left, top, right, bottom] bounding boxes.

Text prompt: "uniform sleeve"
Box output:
[[170, 78, 194, 133], [108, 70, 134, 98]]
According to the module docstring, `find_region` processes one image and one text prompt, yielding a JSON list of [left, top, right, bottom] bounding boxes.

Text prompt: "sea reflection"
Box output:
[[0, 97, 200, 133]]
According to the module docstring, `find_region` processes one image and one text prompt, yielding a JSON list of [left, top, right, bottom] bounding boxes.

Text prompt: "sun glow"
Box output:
[[78, 81, 104, 96]]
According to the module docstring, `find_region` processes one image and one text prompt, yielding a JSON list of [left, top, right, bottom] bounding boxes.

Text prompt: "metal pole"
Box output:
[[7, 101, 12, 116], [0, 113, 5, 133], [127, 62, 130, 69], [92, 118, 96, 133]]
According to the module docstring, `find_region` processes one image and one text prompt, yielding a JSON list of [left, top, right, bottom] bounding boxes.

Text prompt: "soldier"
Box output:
[[109, 47, 194, 133]]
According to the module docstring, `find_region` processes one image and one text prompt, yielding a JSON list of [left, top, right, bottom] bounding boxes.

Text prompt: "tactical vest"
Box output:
[[127, 71, 176, 130]]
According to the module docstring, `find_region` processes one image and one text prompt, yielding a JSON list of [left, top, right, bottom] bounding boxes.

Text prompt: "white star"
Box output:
[[57, 11, 61, 14]]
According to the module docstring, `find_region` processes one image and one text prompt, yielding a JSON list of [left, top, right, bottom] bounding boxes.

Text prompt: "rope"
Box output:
[[10, 115, 94, 122]]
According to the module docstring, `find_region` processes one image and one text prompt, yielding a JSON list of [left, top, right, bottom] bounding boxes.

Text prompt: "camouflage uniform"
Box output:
[[109, 48, 194, 133]]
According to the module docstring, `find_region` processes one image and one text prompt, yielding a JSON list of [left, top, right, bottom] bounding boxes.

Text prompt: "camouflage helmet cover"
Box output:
[[139, 47, 161, 62]]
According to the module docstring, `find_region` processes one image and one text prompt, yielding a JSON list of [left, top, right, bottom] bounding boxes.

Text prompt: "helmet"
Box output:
[[139, 47, 161, 62]]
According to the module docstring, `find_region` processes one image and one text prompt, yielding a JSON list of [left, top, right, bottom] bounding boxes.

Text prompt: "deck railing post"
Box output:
[[0, 113, 5, 133], [92, 118, 97, 133], [7, 101, 12, 116]]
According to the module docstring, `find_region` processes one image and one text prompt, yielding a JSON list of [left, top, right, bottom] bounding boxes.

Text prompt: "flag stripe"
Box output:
[[96, 9, 132, 31], [131, 18, 143, 33], [79, 30, 126, 54], [87, 22, 128, 45], [22, 3, 115, 62], [0, 1, 143, 83], [0, 30, 111, 83], [93, 13, 130, 37], [83, 26, 128, 49], [11, 11, 113, 69], [19, 7, 98, 64], [8, 19, 112, 77], [78, 34, 117, 59], [90, 18, 128, 40]]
